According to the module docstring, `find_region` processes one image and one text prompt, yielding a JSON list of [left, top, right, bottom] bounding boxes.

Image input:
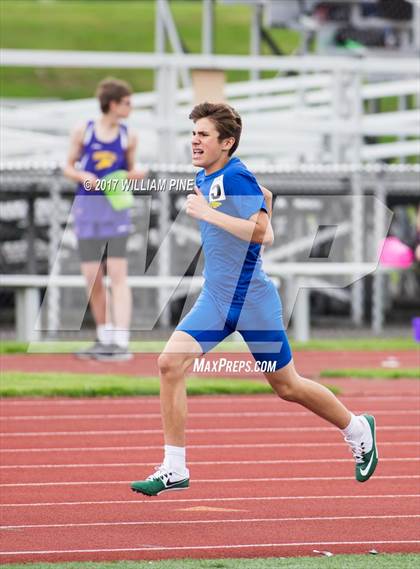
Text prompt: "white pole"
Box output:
[[155, 0, 165, 81], [47, 176, 62, 336], [351, 172, 364, 326], [294, 277, 310, 342], [372, 177, 387, 334], [156, 65, 178, 328], [250, 3, 263, 82], [202, 0, 214, 55]]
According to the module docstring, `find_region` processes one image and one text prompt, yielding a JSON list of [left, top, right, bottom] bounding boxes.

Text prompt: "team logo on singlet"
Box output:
[[93, 150, 118, 170], [208, 175, 226, 209]]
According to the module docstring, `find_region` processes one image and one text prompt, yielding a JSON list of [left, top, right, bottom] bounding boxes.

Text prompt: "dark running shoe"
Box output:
[[74, 341, 108, 360], [94, 344, 133, 362]]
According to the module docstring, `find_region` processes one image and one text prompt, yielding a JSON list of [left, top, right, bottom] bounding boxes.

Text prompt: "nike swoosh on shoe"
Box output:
[[166, 478, 189, 488], [360, 452, 375, 477]]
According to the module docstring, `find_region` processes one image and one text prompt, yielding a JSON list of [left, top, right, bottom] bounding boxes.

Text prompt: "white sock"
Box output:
[[163, 445, 187, 476], [97, 324, 113, 346], [341, 413, 364, 441], [114, 329, 130, 348]]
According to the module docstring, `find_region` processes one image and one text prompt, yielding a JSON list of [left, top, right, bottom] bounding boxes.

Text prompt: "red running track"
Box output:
[[1, 387, 420, 563]]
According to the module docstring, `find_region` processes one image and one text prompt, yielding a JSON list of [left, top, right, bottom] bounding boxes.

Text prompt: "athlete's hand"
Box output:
[[186, 186, 212, 221], [79, 171, 99, 191], [127, 168, 148, 180]]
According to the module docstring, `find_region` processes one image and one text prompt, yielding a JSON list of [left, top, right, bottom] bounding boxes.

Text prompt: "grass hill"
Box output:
[[0, 0, 300, 99]]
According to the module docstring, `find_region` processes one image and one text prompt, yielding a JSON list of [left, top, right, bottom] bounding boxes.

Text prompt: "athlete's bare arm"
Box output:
[[126, 131, 147, 180], [63, 124, 98, 187], [126, 131, 137, 170], [260, 186, 273, 218], [186, 186, 274, 246]]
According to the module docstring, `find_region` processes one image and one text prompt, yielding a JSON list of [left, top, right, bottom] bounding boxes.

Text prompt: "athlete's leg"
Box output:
[[75, 239, 111, 358], [244, 330, 378, 482], [265, 359, 350, 429], [78, 238, 108, 327], [264, 358, 378, 481], [131, 332, 202, 495], [80, 261, 106, 326], [158, 330, 202, 447], [159, 289, 232, 446], [106, 257, 131, 331], [132, 291, 233, 495], [240, 287, 378, 482], [239, 289, 351, 428], [106, 236, 131, 338]]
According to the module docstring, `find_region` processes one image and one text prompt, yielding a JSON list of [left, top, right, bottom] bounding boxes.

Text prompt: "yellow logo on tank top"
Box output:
[[93, 150, 117, 170]]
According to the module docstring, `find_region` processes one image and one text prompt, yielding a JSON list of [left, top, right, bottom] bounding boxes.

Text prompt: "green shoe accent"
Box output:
[[131, 467, 189, 496], [356, 414, 378, 483]]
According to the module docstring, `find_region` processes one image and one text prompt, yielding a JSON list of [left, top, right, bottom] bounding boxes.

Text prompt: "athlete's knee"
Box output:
[[265, 361, 302, 401], [158, 352, 184, 378], [275, 381, 299, 402], [82, 269, 104, 295], [106, 260, 128, 287], [108, 270, 127, 288], [270, 373, 304, 402]]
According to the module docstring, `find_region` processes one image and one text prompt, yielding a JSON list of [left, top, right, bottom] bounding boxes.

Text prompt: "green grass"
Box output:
[[1, 554, 419, 569], [290, 337, 418, 352], [0, 337, 417, 354], [0, 341, 31, 354], [0, 372, 270, 398], [0, 0, 300, 99], [0, 371, 339, 398], [320, 368, 419, 379]]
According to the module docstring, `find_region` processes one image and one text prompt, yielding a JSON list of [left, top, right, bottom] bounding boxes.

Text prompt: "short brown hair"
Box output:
[[189, 102, 242, 156], [96, 77, 133, 113]]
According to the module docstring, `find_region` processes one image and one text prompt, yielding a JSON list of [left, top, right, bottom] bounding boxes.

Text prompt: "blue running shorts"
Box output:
[[176, 283, 292, 371]]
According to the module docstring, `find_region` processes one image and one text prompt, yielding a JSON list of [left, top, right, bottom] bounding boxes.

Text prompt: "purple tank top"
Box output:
[[73, 120, 131, 239]]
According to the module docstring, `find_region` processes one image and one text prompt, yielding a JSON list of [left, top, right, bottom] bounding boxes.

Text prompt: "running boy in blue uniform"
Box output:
[[64, 78, 144, 361], [131, 102, 378, 495]]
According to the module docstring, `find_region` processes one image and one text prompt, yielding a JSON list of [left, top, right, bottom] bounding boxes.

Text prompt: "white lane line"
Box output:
[[2, 412, 309, 420], [1, 475, 418, 488], [1, 457, 418, 469], [1, 540, 420, 556], [2, 409, 419, 420], [0, 394, 417, 406], [3, 494, 419, 508], [1, 441, 418, 453], [2, 514, 419, 530], [1, 425, 417, 437]]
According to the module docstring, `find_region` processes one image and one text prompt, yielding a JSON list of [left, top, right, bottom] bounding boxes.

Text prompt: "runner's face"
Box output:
[[191, 117, 234, 173], [111, 96, 132, 119]]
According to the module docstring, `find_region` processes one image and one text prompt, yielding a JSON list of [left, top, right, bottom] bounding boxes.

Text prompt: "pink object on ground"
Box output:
[[379, 236, 414, 268]]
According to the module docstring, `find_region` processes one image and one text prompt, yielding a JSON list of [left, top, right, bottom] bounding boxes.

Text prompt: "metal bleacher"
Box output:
[[2, 63, 419, 166]]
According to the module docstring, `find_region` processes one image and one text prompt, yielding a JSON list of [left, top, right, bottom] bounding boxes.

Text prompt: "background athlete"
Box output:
[[131, 102, 378, 495], [64, 77, 145, 361]]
